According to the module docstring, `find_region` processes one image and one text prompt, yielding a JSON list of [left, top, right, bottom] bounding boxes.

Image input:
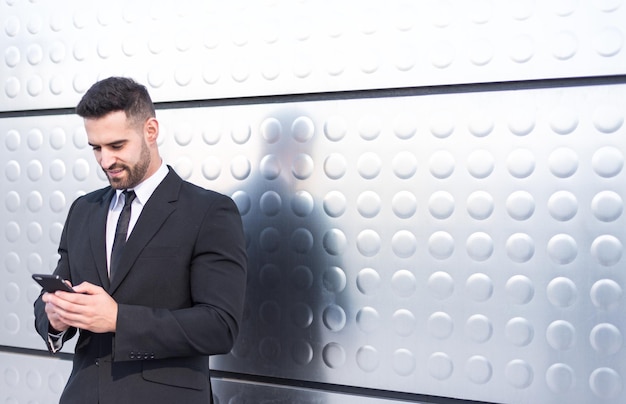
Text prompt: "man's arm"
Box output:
[[113, 194, 247, 361]]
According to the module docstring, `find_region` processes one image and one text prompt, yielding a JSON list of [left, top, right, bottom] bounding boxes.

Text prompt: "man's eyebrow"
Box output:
[[88, 140, 127, 147]]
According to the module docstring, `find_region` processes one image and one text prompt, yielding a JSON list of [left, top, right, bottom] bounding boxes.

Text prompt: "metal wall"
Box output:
[[1, 1, 625, 403]]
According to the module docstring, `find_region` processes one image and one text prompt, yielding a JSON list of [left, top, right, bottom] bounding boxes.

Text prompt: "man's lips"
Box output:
[[106, 167, 125, 178]]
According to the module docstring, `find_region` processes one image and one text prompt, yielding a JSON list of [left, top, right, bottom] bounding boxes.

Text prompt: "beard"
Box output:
[[106, 140, 151, 189]]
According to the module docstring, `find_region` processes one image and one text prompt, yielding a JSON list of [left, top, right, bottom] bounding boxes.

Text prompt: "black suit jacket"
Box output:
[[34, 168, 247, 404]]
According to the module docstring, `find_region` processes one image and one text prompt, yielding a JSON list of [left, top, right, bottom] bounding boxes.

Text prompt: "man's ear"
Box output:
[[144, 117, 159, 144]]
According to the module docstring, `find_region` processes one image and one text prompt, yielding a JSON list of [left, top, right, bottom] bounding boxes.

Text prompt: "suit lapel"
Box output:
[[108, 169, 181, 294], [90, 188, 115, 291]]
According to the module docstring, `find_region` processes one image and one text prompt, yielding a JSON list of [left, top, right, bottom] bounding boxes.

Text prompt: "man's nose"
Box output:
[[100, 149, 117, 169]]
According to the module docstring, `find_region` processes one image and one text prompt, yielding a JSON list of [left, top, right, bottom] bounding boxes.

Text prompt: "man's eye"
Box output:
[[92, 146, 101, 151]]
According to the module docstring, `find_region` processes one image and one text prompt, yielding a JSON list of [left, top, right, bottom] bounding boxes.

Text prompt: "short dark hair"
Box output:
[[76, 77, 155, 127]]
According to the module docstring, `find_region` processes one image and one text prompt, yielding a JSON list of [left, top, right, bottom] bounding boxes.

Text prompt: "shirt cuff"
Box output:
[[47, 330, 65, 353]]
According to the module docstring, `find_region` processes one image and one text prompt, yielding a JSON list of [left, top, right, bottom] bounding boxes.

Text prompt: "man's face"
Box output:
[[85, 110, 151, 190]]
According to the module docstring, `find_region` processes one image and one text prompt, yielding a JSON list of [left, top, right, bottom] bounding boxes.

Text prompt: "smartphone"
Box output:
[[32, 274, 75, 293]]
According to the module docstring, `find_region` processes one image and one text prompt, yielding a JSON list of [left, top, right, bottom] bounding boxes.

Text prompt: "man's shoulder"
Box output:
[[73, 185, 113, 205]]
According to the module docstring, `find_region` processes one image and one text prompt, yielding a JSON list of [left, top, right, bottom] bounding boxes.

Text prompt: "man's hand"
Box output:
[[42, 282, 118, 333]]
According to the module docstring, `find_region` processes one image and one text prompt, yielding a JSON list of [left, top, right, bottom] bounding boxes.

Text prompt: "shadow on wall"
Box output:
[[212, 106, 350, 391]]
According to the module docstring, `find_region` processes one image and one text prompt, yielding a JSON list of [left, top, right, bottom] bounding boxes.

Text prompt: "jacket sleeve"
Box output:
[[113, 194, 248, 362], [33, 199, 80, 352]]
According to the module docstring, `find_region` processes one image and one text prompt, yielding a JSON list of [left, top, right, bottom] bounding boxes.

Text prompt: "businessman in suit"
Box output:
[[33, 77, 247, 403]]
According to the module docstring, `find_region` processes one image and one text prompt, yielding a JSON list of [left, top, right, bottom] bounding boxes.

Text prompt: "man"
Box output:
[[33, 77, 247, 404]]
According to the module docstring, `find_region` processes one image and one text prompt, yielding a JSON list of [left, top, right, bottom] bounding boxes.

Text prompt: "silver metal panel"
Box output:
[[4, 84, 625, 403], [0, 351, 72, 403], [1, 0, 624, 111], [211, 377, 427, 404]]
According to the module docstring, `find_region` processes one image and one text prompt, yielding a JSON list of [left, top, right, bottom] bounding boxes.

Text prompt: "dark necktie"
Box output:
[[110, 190, 136, 280]]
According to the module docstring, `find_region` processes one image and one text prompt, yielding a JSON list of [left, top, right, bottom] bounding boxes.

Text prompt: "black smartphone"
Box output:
[[32, 274, 75, 293]]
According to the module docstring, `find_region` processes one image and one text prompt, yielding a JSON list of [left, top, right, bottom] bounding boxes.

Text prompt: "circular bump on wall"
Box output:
[[507, 108, 535, 136], [291, 190, 314, 217], [548, 147, 578, 178], [392, 151, 417, 180], [551, 31, 578, 60], [428, 191, 455, 219], [546, 363, 575, 393], [323, 304, 346, 332], [507, 148, 535, 178], [592, 191, 623, 222], [506, 233, 535, 263], [592, 104, 624, 133], [392, 230, 417, 258], [467, 150, 494, 179], [548, 191, 578, 221], [392, 309, 416, 337], [357, 229, 381, 257], [549, 107, 578, 135], [26, 191, 43, 213], [231, 191, 251, 216], [323, 228, 347, 256], [358, 115, 381, 141], [428, 271, 454, 300], [201, 156, 222, 181], [467, 191, 494, 220], [506, 317, 534, 346], [259, 154, 280, 180], [324, 116, 347, 142], [505, 275, 534, 304], [322, 342, 346, 369], [429, 150, 455, 179], [357, 191, 381, 218], [290, 303, 313, 329], [357, 306, 380, 334], [26, 160, 43, 181], [465, 356, 492, 384], [547, 277, 578, 308], [590, 323, 622, 355], [589, 367, 622, 399], [323, 266, 346, 293], [506, 191, 535, 220], [291, 116, 315, 143], [547, 234, 577, 265], [593, 27, 623, 57], [391, 269, 416, 298], [429, 352, 453, 380], [592, 146, 623, 178], [465, 314, 493, 343], [428, 311, 453, 339], [591, 235, 622, 266], [393, 348, 416, 376], [356, 345, 380, 372], [323, 191, 346, 218], [291, 340, 313, 366], [230, 155, 251, 180], [506, 360, 533, 389], [324, 153, 347, 180], [259, 227, 280, 253], [357, 152, 382, 179], [357, 268, 381, 295], [466, 273, 493, 302], [546, 320, 576, 351], [428, 231, 454, 260], [291, 154, 314, 180], [290, 228, 314, 254], [466, 232, 494, 261], [290, 265, 313, 291], [590, 279, 622, 310]]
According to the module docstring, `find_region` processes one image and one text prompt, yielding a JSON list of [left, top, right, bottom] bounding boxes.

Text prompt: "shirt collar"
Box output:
[[110, 160, 169, 209]]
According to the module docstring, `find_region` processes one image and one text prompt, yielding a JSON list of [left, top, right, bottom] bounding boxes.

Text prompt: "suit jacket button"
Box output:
[[129, 352, 135, 359], [95, 359, 100, 366]]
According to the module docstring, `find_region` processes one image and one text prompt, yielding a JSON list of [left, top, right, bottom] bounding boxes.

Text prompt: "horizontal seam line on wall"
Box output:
[[0, 345, 501, 404], [1, 74, 625, 119]]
